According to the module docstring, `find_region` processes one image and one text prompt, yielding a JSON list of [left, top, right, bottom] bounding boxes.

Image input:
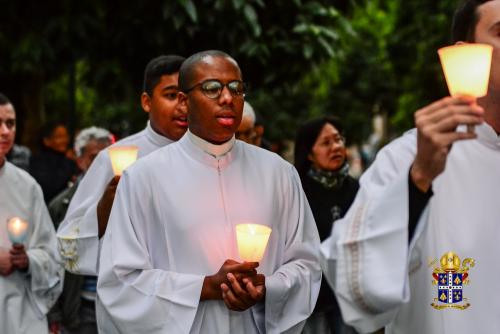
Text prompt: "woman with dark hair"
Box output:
[[30, 122, 79, 203], [295, 116, 359, 334]]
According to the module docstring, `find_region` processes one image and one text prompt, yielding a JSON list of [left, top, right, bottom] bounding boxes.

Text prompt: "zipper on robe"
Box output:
[[217, 159, 230, 230]]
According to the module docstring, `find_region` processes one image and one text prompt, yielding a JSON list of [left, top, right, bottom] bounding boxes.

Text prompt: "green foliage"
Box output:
[[290, 0, 458, 143], [0, 0, 461, 146], [1, 0, 351, 144]]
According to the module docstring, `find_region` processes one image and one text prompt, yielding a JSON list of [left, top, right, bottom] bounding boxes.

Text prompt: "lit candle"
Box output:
[[108, 145, 138, 176], [438, 43, 492, 133], [7, 217, 29, 244], [236, 224, 272, 262], [438, 43, 493, 98]]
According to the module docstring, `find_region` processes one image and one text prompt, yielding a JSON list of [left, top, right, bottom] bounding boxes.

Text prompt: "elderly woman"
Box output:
[[295, 116, 359, 334]]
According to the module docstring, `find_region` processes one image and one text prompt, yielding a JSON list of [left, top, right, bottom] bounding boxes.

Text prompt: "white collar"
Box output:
[[146, 121, 175, 147], [187, 130, 235, 158]]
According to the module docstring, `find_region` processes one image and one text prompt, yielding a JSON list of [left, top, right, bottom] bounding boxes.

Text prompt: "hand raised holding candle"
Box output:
[[97, 175, 121, 238], [10, 244, 29, 271], [410, 96, 484, 192]]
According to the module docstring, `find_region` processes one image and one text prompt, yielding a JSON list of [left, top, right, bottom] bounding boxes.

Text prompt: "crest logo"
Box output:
[[430, 251, 475, 310]]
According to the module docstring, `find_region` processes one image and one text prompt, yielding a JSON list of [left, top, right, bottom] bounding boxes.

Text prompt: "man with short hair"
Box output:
[[48, 126, 113, 334], [57, 55, 187, 277], [0, 93, 62, 333], [97, 50, 321, 334], [321, 1, 500, 333]]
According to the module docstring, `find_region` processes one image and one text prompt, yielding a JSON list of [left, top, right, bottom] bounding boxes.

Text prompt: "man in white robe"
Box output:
[[57, 55, 188, 275], [0, 93, 63, 333], [321, 1, 500, 333], [97, 50, 321, 333]]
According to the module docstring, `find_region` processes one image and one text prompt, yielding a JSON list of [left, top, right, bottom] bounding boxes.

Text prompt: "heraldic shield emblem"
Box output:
[[430, 251, 475, 310]]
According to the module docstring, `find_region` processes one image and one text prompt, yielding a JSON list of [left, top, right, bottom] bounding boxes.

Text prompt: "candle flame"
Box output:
[[7, 217, 29, 244]]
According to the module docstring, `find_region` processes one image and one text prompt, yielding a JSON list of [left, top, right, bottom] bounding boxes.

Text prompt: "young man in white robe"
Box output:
[[320, 1, 500, 333], [57, 55, 188, 275], [0, 93, 63, 333], [97, 50, 322, 333]]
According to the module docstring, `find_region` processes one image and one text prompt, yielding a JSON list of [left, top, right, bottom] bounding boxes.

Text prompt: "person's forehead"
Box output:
[[53, 126, 68, 135], [192, 56, 241, 81], [156, 73, 179, 90], [0, 104, 15, 119], [477, 0, 500, 27], [321, 123, 340, 135]]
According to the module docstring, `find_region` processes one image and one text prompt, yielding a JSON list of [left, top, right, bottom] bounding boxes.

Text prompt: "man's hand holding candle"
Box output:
[[9, 244, 29, 272], [201, 259, 265, 306]]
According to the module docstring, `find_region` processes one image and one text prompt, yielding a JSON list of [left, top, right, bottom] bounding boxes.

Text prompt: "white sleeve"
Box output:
[[264, 166, 322, 334], [97, 171, 205, 334], [57, 150, 113, 275], [25, 182, 64, 317], [320, 131, 428, 333]]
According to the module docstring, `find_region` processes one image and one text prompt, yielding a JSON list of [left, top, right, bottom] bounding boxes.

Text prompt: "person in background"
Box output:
[[236, 101, 257, 145], [294, 116, 359, 334], [6, 143, 31, 171], [48, 126, 112, 334], [0, 92, 63, 334], [56, 55, 187, 292], [30, 122, 79, 203]]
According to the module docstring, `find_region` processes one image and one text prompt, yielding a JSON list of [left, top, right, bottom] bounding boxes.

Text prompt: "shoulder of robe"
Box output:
[[6, 161, 42, 192], [112, 128, 147, 147], [239, 141, 291, 169], [359, 128, 417, 188]]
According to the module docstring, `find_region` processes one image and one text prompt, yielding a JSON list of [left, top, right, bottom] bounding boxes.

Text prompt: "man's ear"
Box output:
[[141, 92, 151, 114]]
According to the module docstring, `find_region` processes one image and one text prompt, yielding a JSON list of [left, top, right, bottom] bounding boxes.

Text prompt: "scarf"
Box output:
[[307, 162, 350, 190]]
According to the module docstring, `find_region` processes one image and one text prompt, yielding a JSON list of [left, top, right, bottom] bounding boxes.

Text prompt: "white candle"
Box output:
[[438, 43, 493, 98], [7, 217, 29, 244], [108, 145, 138, 176], [236, 224, 272, 262]]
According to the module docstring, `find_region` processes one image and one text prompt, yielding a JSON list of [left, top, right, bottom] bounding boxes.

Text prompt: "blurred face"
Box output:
[[236, 115, 256, 144], [181, 56, 244, 144], [308, 123, 346, 172], [0, 103, 16, 166], [77, 139, 110, 172], [475, 0, 500, 93], [142, 73, 188, 141], [44, 125, 70, 153]]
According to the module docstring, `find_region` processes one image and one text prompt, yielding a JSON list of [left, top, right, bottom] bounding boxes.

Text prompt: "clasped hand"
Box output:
[[0, 244, 29, 276], [202, 259, 266, 311]]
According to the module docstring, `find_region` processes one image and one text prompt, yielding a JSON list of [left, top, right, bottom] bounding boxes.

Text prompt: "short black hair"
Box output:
[[143, 55, 185, 96], [294, 116, 345, 179], [179, 50, 239, 92], [0, 93, 11, 106], [452, 0, 492, 42]]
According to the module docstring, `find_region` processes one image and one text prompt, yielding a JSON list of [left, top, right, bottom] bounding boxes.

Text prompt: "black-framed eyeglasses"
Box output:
[[184, 80, 246, 99]]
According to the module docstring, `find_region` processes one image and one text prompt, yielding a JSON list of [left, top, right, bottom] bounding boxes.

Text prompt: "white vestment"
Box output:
[[97, 131, 322, 334], [57, 122, 173, 275], [321, 123, 500, 333], [0, 162, 63, 334]]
